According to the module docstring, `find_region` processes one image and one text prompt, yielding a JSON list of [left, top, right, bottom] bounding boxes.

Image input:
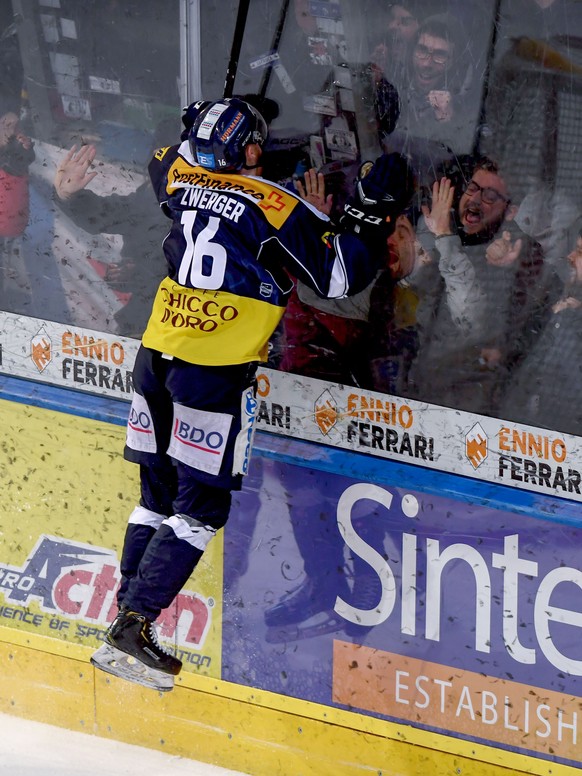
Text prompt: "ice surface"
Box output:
[[0, 712, 247, 776]]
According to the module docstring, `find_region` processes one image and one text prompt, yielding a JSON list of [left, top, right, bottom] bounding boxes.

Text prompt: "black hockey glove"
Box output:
[[340, 152, 414, 250], [180, 100, 211, 141]]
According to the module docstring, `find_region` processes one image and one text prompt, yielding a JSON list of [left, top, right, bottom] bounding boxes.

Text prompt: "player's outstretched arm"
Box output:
[[274, 153, 415, 300]]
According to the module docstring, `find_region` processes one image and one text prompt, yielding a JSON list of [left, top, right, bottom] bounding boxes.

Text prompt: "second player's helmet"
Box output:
[[189, 98, 268, 172]]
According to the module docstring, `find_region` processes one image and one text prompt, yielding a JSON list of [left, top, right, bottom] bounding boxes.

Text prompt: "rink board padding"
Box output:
[[0, 396, 581, 775], [0, 633, 549, 776], [0, 636, 94, 731]]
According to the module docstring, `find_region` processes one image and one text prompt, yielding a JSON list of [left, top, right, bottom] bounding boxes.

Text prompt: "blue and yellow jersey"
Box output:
[[143, 141, 379, 365]]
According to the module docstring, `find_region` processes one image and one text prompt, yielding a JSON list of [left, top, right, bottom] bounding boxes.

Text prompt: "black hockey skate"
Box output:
[[91, 610, 182, 692], [91, 642, 175, 692]]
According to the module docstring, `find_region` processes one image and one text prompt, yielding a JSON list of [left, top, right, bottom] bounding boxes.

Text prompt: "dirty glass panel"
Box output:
[[233, 0, 582, 439], [1, 0, 180, 336], [2, 0, 582, 439]]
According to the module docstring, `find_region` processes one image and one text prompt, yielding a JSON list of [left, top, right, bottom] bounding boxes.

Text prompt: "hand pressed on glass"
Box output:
[[294, 168, 333, 216], [421, 177, 455, 237]]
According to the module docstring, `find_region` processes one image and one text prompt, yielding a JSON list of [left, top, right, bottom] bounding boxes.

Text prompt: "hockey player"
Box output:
[[90, 97, 414, 691]]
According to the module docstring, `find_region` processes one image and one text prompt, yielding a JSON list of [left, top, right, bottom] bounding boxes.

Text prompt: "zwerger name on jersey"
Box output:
[[179, 187, 246, 222]]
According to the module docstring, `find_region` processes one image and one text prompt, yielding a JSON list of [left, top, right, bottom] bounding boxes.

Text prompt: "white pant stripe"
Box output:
[[163, 514, 216, 551], [127, 505, 166, 529]]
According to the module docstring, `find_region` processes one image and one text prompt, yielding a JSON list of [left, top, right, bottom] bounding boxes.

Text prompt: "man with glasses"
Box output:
[[381, 12, 476, 189], [412, 29, 453, 102], [407, 13, 474, 127], [370, 2, 423, 89], [403, 156, 560, 416]]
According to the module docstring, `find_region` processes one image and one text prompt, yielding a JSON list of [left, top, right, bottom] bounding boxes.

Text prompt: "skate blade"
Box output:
[[91, 643, 174, 692]]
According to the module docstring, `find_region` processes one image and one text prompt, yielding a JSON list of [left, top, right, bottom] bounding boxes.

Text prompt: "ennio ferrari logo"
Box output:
[[466, 422, 488, 469], [31, 327, 51, 372], [315, 388, 338, 435]]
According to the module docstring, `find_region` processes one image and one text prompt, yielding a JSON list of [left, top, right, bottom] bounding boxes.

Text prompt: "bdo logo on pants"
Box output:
[[168, 402, 233, 475], [126, 393, 157, 453]]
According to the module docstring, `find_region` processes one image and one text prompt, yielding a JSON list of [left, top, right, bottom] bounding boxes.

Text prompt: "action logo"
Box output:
[[0, 534, 213, 652]]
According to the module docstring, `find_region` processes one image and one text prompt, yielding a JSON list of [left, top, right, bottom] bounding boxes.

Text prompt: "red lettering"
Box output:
[[158, 592, 210, 646], [85, 564, 119, 620], [54, 570, 92, 615]]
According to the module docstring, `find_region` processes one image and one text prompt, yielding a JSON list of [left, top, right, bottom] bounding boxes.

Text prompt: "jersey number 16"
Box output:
[[178, 212, 227, 289]]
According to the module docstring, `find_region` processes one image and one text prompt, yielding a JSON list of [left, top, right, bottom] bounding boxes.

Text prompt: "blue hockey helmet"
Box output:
[[189, 98, 268, 172]]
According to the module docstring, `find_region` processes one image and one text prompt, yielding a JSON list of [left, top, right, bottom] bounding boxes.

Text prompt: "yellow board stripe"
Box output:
[[1, 625, 579, 776]]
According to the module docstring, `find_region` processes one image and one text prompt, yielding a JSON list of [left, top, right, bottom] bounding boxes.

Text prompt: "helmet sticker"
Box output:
[[220, 112, 244, 143], [197, 152, 216, 167], [197, 103, 229, 140]]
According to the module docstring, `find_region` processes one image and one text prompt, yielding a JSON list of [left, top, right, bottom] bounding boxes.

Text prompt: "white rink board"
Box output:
[[254, 367, 582, 505], [0, 311, 138, 400], [0, 310, 580, 505]]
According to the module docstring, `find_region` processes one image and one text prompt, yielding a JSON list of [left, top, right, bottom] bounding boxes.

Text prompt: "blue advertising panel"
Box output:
[[224, 449, 582, 769]]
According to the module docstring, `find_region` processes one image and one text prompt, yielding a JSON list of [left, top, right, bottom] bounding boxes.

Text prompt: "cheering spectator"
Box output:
[[53, 120, 178, 338], [406, 156, 560, 415], [383, 12, 476, 188]]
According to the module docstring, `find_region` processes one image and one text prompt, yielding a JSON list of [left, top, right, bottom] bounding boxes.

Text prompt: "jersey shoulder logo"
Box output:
[[259, 190, 287, 213], [154, 146, 171, 161]]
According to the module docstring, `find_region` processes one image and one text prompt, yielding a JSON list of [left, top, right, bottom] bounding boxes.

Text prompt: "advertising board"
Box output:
[[224, 455, 582, 769], [0, 401, 222, 677]]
